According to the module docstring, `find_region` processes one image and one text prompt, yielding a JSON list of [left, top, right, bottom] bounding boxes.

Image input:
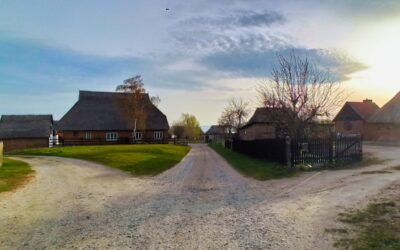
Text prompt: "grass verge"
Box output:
[[208, 143, 296, 180], [0, 158, 34, 193], [392, 165, 400, 171], [13, 144, 190, 176], [327, 195, 400, 249]]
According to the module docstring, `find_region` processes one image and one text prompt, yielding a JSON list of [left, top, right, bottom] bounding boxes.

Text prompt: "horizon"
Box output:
[[1, 0, 399, 126]]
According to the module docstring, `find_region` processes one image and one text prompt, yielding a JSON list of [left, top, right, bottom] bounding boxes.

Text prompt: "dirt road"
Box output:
[[1, 144, 399, 249]]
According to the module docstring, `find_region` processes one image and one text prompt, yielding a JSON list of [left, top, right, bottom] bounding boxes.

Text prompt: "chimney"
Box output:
[[363, 99, 373, 103]]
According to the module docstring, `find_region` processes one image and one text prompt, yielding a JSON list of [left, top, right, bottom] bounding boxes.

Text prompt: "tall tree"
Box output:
[[116, 75, 147, 140], [258, 52, 346, 138], [116, 75, 145, 93], [218, 98, 250, 132]]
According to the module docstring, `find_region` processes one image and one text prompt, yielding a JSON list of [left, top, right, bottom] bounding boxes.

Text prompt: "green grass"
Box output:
[[328, 201, 400, 250], [13, 144, 190, 176], [0, 158, 34, 193], [208, 143, 296, 180], [360, 170, 392, 175]]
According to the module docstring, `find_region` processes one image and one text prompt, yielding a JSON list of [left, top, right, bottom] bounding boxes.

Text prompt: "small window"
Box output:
[[85, 132, 92, 140], [106, 132, 118, 141], [154, 131, 163, 140], [135, 132, 143, 140]]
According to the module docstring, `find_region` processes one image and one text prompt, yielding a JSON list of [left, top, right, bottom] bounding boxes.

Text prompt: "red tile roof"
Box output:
[[347, 101, 380, 120], [333, 100, 380, 122]]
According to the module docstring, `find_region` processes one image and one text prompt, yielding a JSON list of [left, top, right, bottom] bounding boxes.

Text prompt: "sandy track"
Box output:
[[0, 144, 399, 249]]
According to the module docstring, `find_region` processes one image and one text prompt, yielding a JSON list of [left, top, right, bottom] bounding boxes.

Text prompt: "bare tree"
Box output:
[[218, 98, 250, 133], [258, 52, 346, 138]]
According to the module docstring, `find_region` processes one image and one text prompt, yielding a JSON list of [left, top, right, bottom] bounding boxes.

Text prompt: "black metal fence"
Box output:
[[230, 138, 288, 165], [229, 136, 362, 167]]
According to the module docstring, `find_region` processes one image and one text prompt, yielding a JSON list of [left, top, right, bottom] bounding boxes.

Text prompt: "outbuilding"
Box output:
[[0, 115, 53, 152], [333, 99, 379, 136]]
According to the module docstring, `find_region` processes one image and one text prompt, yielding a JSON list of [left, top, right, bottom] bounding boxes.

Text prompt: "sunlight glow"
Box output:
[[348, 19, 400, 93]]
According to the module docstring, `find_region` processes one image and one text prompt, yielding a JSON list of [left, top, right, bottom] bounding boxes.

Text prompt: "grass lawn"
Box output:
[[13, 144, 190, 176], [0, 158, 34, 193], [327, 200, 400, 250], [208, 143, 296, 180]]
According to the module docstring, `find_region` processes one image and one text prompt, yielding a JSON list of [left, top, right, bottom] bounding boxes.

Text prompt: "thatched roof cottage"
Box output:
[[57, 90, 169, 144], [0, 115, 53, 152]]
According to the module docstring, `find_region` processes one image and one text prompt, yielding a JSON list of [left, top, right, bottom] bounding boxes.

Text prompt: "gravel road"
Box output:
[[1, 144, 399, 249]]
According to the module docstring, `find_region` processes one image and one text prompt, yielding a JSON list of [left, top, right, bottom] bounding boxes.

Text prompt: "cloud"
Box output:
[[180, 10, 285, 29], [200, 47, 368, 81]]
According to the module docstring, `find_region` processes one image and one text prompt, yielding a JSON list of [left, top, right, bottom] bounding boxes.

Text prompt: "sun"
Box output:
[[347, 19, 400, 92]]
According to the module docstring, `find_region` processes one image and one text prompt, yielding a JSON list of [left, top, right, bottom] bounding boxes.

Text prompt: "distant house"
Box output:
[[205, 125, 230, 143], [366, 91, 400, 141], [333, 99, 379, 136], [239, 108, 280, 140], [0, 115, 53, 152], [57, 91, 169, 144]]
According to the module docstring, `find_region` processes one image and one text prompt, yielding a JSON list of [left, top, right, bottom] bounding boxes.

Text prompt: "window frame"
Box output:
[[106, 132, 119, 141], [134, 132, 143, 140], [84, 132, 92, 140], [154, 131, 163, 140]]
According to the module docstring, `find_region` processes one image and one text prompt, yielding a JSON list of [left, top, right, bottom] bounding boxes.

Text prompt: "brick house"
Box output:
[[57, 91, 169, 144], [0, 115, 53, 152], [366, 91, 400, 141], [333, 99, 379, 136]]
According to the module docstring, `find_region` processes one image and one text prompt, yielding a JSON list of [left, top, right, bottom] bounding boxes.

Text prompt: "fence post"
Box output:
[[285, 136, 291, 168], [0, 141, 3, 167], [329, 137, 334, 164]]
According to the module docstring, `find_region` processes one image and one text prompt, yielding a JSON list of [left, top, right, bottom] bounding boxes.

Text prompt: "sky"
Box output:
[[1, 0, 400, 127]]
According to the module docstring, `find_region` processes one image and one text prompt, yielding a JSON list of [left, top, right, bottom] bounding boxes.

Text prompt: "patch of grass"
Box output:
[[328, 153, 388, 170], [325, 228, 349, 234], [330, 201, 400, 249], [13, 144, 190, 176], [208, 143, 296, 180], [360, 170, 392, 175], [0, 158, 34, 193], [392, 165, 400, 171]]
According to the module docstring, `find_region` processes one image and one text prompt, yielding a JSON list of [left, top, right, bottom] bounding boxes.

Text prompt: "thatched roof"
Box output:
[[205, 125, 228, 135], [0, 115, 53, 139], [333, 100, 379, 122], [58, 91, 169, 131], [369, 91, 400, 124], [241, 107, 286, 129]]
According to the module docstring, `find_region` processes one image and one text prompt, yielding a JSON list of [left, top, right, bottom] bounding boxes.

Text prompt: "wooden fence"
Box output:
[[49, 138, 189, 146], [229, 136, 362, 167]]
